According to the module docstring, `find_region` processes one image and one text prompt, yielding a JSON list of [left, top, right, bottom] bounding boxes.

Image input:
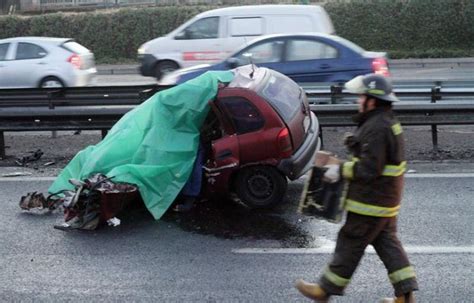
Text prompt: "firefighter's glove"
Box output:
[[323, 164, 340, 183], [343, 132, 358, 153]]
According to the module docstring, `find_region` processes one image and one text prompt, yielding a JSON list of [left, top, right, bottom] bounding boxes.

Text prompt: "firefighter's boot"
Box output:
[[381, 292, 415, 303], [295, 279, 329, 302]]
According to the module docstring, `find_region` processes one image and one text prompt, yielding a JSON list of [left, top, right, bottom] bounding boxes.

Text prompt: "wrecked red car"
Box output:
[[202, 67, 320, 208]]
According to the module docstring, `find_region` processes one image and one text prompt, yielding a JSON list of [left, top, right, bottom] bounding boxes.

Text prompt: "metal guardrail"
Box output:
[[0, 85, 169, 108], [1, 84, 474, 158], [305, 84, 474, 105]]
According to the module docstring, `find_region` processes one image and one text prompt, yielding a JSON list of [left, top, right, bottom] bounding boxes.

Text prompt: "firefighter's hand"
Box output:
[[323, 164, 340, 183], [343, 132, 357, 152]]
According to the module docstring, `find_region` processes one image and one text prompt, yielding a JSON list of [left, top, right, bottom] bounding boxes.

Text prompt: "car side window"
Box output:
[[176, 17, 219, 40], [219, 97, 264, 135], [286, 39, 338, 61], [16, 42, 47, 60], [0, 43, 10, 61], [236, 40, 284, 64]]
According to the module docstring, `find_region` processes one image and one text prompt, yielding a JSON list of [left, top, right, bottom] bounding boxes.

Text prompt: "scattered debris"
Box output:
[[44, 161, 56, 166], [19, 191, 63, 213], [15, 149, 44, 166], [107, 217, 121, 227], [2, 171, 33, 177], [24, 173, 141, 231], [19, 192, 47, 210]]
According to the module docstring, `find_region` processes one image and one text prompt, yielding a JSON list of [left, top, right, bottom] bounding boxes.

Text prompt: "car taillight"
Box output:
[[68, 54, 82, 69], [372, 57, 390, 77], [277, 128, 293, 158]]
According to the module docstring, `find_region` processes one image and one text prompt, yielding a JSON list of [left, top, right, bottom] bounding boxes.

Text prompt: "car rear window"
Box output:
[[330, 35, 366, 54], [258, 72, 301, 122], [62, 41, 90, 54]]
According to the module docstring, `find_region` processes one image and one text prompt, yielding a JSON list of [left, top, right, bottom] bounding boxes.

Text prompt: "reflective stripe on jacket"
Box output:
[[342, 108, 406, 217]]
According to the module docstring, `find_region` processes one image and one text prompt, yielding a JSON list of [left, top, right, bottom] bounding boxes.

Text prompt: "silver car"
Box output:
[[0, 37, 96, 88]]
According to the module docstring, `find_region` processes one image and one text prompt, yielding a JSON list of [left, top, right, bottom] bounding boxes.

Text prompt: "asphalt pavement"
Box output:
[[1, 166, 473, 302]]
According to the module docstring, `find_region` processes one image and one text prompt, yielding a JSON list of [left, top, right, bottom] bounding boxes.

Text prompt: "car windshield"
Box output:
[[257, 71, 301, 122]]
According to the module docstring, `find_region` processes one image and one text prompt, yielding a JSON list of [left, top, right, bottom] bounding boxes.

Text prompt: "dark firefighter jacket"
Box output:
[[341, 108, 406, 217]]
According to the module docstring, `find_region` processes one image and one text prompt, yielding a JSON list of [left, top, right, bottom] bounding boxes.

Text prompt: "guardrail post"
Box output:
[[47, 91, 57, 138], [430, 83, 442, 152], [0, 131, 5, 159], [330, 85, 342, 104], [101, 129, 108, 139], [319, 127, 324, 149]]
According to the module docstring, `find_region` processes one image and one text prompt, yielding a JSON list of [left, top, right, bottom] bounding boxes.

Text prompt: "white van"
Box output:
[[137, 5, 335, 79]]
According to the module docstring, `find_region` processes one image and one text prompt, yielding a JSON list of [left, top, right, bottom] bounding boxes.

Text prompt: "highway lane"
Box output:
[[92, 65, 474, 87], [0, 165, 472, 302]]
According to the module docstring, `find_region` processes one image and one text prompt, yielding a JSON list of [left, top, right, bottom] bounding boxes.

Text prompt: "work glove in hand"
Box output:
[[323, 164, 340, 183], [343, 132, 358, 153]]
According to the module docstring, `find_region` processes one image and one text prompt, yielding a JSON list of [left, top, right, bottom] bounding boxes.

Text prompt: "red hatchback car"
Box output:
[[202, 66, 320, 208]]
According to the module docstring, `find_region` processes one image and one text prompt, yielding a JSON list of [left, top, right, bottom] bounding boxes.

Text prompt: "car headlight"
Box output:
[[137, 46, 146, 55]]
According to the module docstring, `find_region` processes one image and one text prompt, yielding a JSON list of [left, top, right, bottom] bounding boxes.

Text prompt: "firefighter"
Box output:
[[295, 74, 418, 302]]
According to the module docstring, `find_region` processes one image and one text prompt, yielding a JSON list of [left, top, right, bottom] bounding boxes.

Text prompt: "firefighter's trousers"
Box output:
[[319, 212, 419, 296]]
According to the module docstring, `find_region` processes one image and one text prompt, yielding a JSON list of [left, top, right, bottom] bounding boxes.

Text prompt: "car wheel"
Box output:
[[39, 76, 64, 88], [234, 166, 288, 209], [155, 61, 179, 80]]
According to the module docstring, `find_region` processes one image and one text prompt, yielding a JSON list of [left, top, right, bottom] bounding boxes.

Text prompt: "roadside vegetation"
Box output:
[[0, 0, 472, 64]]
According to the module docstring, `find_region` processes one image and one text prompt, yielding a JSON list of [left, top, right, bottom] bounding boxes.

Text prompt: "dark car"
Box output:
[[159, 33, 389, 85], [201, 65, 320, 208]]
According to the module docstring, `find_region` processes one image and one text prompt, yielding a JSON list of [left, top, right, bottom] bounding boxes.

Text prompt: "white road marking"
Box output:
[[233, 245, 474, 255], [405, 173, 474, 178], [0, 176, 56, 182]]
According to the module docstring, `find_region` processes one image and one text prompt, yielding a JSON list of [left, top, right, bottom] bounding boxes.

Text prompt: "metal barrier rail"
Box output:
[[0, 85, 168, 108], [1, 83, 472, 107], [305, 85, 474, 104], [1, 84, 474, 158]]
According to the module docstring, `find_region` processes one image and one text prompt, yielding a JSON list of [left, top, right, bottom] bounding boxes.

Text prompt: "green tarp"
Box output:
[[48, 71, 234, 220]]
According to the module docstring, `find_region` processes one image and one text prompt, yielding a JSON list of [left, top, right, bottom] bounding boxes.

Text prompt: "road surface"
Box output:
[[1, 163, 473, 302]]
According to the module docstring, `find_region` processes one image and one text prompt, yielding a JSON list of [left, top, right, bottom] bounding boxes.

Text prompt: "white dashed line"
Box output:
[[233, 245, 474, 254]]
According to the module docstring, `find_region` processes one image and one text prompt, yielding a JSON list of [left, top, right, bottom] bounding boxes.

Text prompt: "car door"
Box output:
[[203, 101, 240, 194], [282, 37, 342, 83], [11, 42, 49, 88], [217, 94, 270, 165], [0, 42, 13, 88], [172, 16, 227, 67]]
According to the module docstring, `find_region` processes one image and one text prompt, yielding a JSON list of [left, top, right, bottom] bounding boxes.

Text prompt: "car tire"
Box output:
[[39, 76, 64, 88], [155, 61, 179, 80], [234, 166, 288, 209]]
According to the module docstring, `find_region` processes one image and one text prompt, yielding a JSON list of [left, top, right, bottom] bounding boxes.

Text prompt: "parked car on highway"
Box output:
[[0, 37, 96, 88], [138, 4, 335, 80], [159, 33, 390, 85], [202, 65, 320, 208]]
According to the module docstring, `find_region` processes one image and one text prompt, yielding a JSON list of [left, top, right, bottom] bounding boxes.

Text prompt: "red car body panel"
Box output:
[[202, 67, 320, 201]]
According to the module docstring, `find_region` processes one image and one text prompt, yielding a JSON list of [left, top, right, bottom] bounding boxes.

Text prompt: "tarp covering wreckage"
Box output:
[[48, 71, 234, 220]]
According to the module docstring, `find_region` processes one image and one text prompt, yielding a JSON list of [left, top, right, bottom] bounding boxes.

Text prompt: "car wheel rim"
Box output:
[[42, 80, 62, 88], [247, 172, 273, 199]]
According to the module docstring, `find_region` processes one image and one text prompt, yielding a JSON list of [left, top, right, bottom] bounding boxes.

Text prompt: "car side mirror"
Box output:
[[226, 57, 240, 68]]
